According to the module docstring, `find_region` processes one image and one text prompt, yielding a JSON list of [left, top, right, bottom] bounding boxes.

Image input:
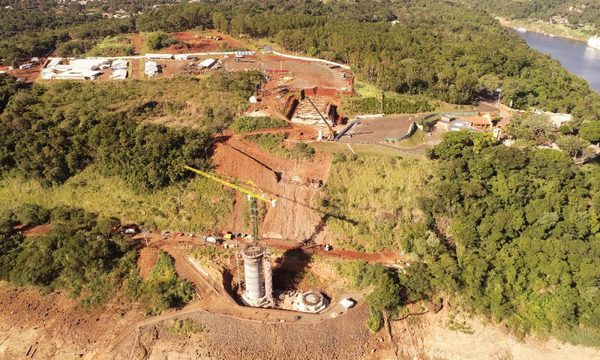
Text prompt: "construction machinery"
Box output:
[[184, 165, 276, 307], [305, 96, 337, 139]]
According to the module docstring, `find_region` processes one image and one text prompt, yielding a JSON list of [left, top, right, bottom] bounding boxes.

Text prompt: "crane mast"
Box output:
[[183, 165, 276, 241]]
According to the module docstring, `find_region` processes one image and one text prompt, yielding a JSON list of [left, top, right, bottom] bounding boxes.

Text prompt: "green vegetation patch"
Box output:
[[336, 260, 440, 332], [0, 72, 264, 189], [168, 319, 205, 335], [322, 154, 435, 251], [243, 133, 315, 160], [0, 205, 137, 306], [87, 35, 134, 57], [0, 168, 234, 233], [145, 31, 177, 51], [231, 116, 289, 134], [341, 96, 433, 116], [414, 131, 600, 344], [126, 250, 195, 315]]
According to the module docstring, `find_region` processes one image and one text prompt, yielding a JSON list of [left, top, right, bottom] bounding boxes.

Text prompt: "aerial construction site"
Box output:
[[3, 25, 589, 360]]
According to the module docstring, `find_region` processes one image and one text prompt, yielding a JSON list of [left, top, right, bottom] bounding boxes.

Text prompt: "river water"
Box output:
[[516, 30, 600, 93]]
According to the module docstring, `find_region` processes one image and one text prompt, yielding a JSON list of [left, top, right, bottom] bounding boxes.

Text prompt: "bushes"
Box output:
[[1, 109, 211, 189], [129, 251, 195, 315], [322, 155, 435, 251], [87, 36, 134, 57], [231, 116, 288, 133], [146, 31, 177, 50], [421, 131, 600, 341], [0, 206, 137, 304], [342, 96, 433, 115], [0, 75, 263, 189], [244, 133, 315, 160], [0, 205, 195, 311]]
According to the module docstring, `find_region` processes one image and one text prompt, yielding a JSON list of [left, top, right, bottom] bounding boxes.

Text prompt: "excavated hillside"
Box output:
[[211, 132, 331, 242]]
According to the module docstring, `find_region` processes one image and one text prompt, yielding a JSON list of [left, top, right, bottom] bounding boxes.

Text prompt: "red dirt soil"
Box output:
[[24, 224, 52, 237], [137, 247, 159, 280], [131, 33, 143, 55], [1, 62, 44, 83], [211, 135, 330, 241]]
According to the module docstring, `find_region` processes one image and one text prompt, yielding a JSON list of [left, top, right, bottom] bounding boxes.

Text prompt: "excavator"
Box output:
[[184, 165, 276, 242]]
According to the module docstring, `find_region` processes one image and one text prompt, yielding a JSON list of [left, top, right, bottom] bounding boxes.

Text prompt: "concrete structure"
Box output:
[[46, 57, 62, 68], [174, 54, 189, 60], [241, 244, 273, 307], [340, 298, 356, 309], [293, 291, 328, 313], [437, 117, 475, 132]]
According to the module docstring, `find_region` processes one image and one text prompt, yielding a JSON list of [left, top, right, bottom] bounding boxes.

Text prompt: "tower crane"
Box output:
[[184, 165, 276, 242]]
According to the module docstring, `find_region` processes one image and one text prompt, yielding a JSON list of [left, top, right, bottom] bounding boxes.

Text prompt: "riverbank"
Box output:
[[498, 17, 595, 43], [514, 30, 600, 93]]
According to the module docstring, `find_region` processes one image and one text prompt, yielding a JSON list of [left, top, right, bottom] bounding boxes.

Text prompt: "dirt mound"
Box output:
[[138, 247, 159, 279], [211, 136, 331, 242]]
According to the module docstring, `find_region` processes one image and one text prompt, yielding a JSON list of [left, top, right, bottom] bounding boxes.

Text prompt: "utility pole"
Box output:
[[381, 91, 385, 114]]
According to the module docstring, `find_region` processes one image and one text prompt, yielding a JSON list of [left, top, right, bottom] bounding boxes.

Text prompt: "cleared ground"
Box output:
[[339, 115, 417, 144]]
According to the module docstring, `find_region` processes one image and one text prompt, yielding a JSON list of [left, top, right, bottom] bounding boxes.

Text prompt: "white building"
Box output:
[[174, 54, 189, 60], [144, 61, 159, 77], [42, 58, 108, 80], [68, 58, 110, 71], [533, 109, 573, 128], [46, 57, 63, 68], [145, 53, 173, 60], [111, 59, 128, 70], [53, 70, 102, 80], [199, 58, 216, 69], [109, 69, 127, 80]]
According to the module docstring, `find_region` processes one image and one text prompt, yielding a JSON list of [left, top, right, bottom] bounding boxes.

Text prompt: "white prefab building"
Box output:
[[41, 69, 56, 79], [340, 298, 356, 309], [68, 58, 110, 71], [111, 59, 128, 70], [42, 58, 109, 80], [199, 58, 216, 68], [53, 70, 103, 80], [46, 57, 62, 68], [145, 53, 173, 60], [174, 54, 189, 60], [109, 69, 127, 80], [145, 61, 159, 76]]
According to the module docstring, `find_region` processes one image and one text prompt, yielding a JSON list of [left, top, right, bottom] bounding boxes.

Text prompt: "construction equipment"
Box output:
[[305, 96, 337, 139], [185, 165, 276, 307], [183, 165, 276, 241]]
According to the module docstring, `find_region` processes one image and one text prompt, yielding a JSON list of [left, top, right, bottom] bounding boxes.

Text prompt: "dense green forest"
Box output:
[[333, 134, 600, 343], [0, 72, 263, 188], [0, 204, 194, 311], [456, 0, 600, 29], [422, 133, 600, 342], [133, 0, 600, 122]]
